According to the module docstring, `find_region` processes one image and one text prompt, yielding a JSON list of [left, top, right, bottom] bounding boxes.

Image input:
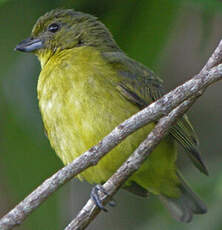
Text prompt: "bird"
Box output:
[[15, 9, 208, 222]]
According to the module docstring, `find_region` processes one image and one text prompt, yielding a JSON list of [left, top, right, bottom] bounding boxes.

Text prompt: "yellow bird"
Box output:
[[15, 9, 208, 222]]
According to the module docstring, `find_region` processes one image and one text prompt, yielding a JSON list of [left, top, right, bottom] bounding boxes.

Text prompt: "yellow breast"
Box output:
[[37, 47, 145, 180], [37, 47, 178, 196]]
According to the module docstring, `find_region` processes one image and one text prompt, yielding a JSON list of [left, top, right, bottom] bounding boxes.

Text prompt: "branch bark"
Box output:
[[64, 97, 198, 230], [0, 40, 222, 230]]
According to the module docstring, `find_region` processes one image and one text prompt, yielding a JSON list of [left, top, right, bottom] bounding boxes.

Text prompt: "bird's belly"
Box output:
[[38, 64, 178, 195], [39, 80, 151, 183], [40, 87, 177, 194]]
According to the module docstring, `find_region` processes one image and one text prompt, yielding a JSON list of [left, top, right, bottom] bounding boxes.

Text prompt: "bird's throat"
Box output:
[[36, 49, 56, 69]]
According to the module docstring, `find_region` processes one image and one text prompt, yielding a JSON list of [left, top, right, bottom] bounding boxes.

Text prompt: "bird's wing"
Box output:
[[102, 51, 208, 175]]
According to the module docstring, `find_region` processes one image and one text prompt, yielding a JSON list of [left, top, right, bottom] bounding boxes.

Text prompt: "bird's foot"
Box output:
[[90, 184, 116, 212]]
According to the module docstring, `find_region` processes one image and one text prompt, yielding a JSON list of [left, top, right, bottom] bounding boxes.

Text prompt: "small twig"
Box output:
[[65, 97, 198, 230], [1, 40, 222, 230], [201, 39, 222, 72]]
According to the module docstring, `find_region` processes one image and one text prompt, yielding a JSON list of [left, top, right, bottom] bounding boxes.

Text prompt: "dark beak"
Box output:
[[15, 37, 43, 52]]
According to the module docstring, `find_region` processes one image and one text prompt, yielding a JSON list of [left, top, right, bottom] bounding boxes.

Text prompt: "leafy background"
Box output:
[[1, 0, 222, 229]]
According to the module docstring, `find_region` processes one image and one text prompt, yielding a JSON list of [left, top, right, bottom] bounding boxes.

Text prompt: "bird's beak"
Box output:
[[15, 37, 43, 52]]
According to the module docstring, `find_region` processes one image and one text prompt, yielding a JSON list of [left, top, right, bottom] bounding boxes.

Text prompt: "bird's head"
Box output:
[[15, 9, 119, 66]]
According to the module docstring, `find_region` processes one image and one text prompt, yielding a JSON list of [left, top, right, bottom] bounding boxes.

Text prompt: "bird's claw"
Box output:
[[90, 185, 116, 211]]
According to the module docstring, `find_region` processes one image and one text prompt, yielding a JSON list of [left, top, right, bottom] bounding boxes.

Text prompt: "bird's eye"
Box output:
[[48, 23, 60, 33]]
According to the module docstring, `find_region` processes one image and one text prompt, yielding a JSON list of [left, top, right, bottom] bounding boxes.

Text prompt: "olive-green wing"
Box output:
[[103, 51, 208, 175]]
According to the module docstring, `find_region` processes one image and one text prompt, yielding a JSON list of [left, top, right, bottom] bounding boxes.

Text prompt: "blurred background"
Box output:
[[1, 0, 222, 229]]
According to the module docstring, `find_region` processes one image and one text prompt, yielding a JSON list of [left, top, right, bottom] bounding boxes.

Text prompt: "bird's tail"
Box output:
[[159, 173, 207, 222]]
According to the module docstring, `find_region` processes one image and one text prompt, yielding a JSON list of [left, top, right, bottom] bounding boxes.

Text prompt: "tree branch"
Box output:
[[201, 39, 222, 72], [1, 40, 222, 230], [64, 40, 222, 229], [64, 97, 198, 230]]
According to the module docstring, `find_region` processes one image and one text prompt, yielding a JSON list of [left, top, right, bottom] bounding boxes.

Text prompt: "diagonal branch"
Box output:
[[0, 40, 222, 230], [64, 97, 198, 230], [201, 39, 222, 72], [64, 40, 222, 229]]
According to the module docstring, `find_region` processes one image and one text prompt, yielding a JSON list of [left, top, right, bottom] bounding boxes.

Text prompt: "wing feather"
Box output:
[[103, 51, 208, 175]]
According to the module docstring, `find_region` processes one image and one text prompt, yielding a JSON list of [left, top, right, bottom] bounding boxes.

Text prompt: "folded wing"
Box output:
[[103, 51, 208, 175]]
